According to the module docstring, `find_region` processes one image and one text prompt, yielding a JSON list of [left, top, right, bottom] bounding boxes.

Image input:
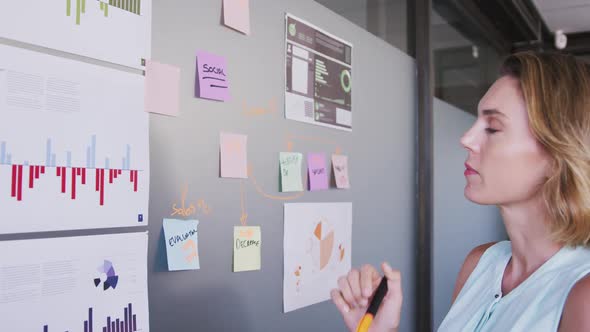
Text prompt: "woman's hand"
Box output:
[[331, 262, 402, 332]]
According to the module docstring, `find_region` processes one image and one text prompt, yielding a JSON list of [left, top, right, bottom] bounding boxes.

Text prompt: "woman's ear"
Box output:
[[544, 157, 557, 180]]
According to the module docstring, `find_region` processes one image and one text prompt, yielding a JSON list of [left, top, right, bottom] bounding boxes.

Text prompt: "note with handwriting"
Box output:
[[145, 60, 180, 116], [280, 152, 303, 192], [307, 153, 328, 191], [195, 51, 229, 101], [332, 155, 350, 189], [220, 132, 248, 178], [163, 219, 200, 271], [233, 226, 261, 272], [223, 0, 250, 35]]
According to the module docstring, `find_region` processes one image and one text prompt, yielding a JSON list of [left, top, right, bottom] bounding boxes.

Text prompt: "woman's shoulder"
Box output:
[[451, 242, 501, 303], [467, 242, 501, 260], [558, 273, 590, 331], [461, 241, 508, 274]]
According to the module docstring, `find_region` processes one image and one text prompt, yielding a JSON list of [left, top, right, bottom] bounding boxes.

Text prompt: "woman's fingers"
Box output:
[[347, 268, 366, 307], [382, 262, 400, 281], [381, 262, 403, 302], [338, 275, 358, 308], [360, 264, 379, 298], [353, 263, 402, 330], [332, 264, 403, 331], [330, 288, 350, 315]]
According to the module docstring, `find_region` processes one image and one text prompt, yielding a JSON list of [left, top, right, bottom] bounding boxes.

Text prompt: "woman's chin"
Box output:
[[464, 186, 486, 204]]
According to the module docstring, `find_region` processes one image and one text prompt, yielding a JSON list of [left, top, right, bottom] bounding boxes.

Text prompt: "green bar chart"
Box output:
[[66, 0, 141, 25]]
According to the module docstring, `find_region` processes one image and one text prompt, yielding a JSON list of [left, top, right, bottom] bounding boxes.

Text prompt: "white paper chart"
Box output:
[[284, 202, 352, 312], [0, 44, 149, 234], [0, 0, 151, 69], [0, 232, 150, 332]]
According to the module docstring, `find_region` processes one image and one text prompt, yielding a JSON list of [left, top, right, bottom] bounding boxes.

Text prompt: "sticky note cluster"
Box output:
[[279, 152, 350, 192]]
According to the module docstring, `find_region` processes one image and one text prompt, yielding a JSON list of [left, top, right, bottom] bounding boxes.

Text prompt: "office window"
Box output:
[[315, 0, 408, 53], [432, 5, 505, 114]]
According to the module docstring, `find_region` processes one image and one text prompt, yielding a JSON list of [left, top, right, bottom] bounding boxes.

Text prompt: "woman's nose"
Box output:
[[460, 125, 480, 153]]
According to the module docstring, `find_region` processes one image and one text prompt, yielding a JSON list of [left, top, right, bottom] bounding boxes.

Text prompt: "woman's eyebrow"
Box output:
[[481, 109, 508, 118]]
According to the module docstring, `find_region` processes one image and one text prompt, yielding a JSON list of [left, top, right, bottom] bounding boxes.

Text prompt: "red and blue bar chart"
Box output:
[[0, 135, 140, 206], [0, 44, 149, 234]]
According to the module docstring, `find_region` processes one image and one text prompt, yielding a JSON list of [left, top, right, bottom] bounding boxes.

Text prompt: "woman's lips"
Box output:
[[464, 163, 478, 176]]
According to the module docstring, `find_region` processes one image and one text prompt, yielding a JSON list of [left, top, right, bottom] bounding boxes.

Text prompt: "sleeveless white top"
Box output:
[[438, 241, 590, 332]]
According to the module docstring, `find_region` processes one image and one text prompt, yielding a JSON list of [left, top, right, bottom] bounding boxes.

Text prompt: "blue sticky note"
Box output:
[[163, 219, 200, 271]]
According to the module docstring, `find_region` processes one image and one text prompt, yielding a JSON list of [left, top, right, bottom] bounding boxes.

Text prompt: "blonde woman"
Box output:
[[332, 52, 590, 332]]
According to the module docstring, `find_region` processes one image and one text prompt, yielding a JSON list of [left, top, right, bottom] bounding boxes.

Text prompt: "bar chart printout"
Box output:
[[0, 0, 152, 69], [1, 136, 140, 207], [0, 44, 149, 234], [0, 232, 150, 332], [43, 303, 140, 332]]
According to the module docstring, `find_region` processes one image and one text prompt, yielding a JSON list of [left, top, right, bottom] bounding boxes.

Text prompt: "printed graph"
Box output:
[[1, 136, 141, 206], [107, 0, 142, 15], [42, 304, 140, 332], [0, 233, 150, 332], [283, 203, 352, 312], [66, 0, 142, 24], [0, 0, 151, 69], [0, 44, 149, 234]]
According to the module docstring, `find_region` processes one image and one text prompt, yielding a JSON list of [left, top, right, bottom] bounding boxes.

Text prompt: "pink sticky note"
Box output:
[[223, 0, 251, 35], [220, 132, 247, 178], [332, 155, 350, 189], [195, 51, 230, 101], [144, 60, 181, 116], [308, 153, 328, 191]]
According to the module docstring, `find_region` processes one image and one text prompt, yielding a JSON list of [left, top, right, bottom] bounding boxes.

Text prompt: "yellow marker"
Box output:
[[357, 314, 374, 332], [356, 277, 388, 332]]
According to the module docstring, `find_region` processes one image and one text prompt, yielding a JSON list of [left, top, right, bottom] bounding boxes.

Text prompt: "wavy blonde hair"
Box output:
[[501, 52, 590, 246]]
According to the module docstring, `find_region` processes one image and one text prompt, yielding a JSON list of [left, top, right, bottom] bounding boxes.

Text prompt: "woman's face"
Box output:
[[461, 76, 551, 205]]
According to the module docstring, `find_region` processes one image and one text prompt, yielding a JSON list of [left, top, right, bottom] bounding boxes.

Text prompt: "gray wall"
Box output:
[[0, 0, 417, 330], [148, 0, 417, 331], [433, 98, 505, 329], [0, 1, 512, 331]]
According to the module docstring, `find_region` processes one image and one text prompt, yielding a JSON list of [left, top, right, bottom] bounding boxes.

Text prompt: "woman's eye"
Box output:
[[485, 128, 499, 134]]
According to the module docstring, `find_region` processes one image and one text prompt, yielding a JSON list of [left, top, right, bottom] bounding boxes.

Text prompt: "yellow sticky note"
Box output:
[[233, 226, 261, 272]]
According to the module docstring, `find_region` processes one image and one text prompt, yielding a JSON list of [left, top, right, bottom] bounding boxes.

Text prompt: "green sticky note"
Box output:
[[280, 152, 303, 192], [233, 226, 261, 272]]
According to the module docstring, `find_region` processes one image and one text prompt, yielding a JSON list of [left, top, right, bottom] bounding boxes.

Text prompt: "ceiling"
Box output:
[[532, 0, 590, 33]]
